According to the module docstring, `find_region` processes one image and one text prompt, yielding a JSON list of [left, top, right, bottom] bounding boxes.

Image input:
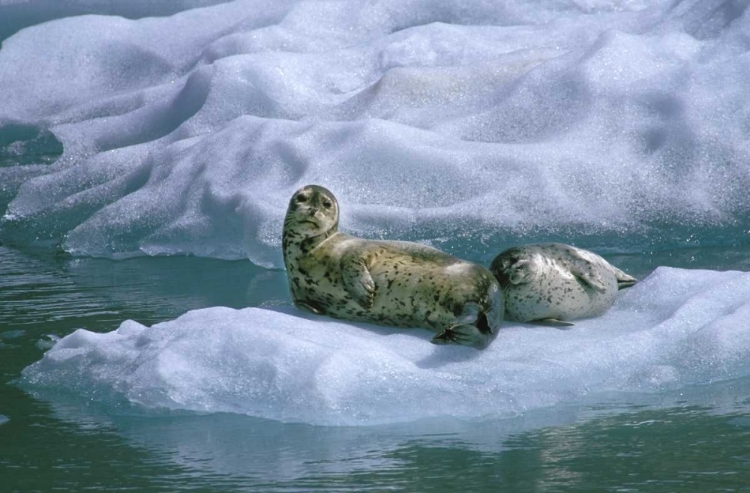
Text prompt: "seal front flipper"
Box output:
[[566, 259, 607, 292], [340, 254, 376, 309], [283, 185, 503, 348]]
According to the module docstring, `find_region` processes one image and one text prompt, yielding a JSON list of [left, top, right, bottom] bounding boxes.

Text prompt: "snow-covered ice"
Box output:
[[1, 0, 749, 264], [20, 267, 750, 425]]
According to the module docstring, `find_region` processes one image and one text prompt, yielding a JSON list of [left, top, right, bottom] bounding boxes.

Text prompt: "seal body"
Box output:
[[490, 243, 636, 325], [283, 185, 503, 348]]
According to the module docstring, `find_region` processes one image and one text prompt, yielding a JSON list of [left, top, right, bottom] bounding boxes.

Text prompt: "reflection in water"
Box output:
[[0, 124, 63, 167], [0, 246, 289, 491], [0, 245, 290, 334], [532, 406, 750, 491], [18, 387, 750, 492]]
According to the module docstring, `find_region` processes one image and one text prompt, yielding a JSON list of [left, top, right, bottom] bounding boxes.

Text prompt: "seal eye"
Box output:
[[322, 200, 333, 209], [296, 194, 308, 203]]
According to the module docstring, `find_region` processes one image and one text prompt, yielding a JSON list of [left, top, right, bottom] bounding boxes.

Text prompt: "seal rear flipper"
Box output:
[[431, 324, 491, 349], [613, 268, 637, 289], [430, 330, 454, 345], [529, 318, 575, 327], [430, 302, 496, 348], [616, 278, 637, 289]]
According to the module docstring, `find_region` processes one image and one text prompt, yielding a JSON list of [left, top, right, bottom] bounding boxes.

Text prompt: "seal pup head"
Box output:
[[283, 185, 339, 243], [489, 247, 540, 287]]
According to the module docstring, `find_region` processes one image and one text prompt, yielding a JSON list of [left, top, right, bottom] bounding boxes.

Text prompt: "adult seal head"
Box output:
[[282, 184, 503, 348], [490, 243, 636, 326]]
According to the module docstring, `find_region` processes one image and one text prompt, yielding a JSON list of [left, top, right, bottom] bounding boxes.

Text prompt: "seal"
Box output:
[[489, 243, 636, 325], [282, 184, 503, 348]]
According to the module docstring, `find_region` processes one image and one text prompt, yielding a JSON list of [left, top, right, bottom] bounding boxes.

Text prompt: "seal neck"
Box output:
[[283, 227, 338, 267]]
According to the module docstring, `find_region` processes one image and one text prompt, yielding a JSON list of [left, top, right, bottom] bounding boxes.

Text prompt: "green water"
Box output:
[[2, 244, 750, 492]]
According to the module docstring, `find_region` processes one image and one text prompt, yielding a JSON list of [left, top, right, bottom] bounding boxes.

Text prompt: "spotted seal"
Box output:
[[489, 243, 636, 326], [282, 185, 503, 348]]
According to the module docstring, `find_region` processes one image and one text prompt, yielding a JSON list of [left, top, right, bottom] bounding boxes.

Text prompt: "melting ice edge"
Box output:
[[19, 267, 750, 426]]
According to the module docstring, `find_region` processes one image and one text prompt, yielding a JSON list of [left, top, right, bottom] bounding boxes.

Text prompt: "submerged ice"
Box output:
[[1, 0, 750, 263], [20, 267, 750, 426]]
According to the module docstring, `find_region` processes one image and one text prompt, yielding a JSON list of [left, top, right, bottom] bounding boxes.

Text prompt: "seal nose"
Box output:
[[308, 208, 317, 217]]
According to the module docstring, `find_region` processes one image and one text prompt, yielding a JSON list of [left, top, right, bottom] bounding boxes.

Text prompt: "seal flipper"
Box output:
[[617, 279, 637, 289], [613, 268, 637, 289], [431, 324, 491, 349], [565, 259, 607, 292], [431, 303, 493, 349], [340, 254, 376, 309], [564, 246, 637, 291]]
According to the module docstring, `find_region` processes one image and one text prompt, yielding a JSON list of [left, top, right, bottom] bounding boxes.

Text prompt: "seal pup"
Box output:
[[282, 185, 503, 348], [490, 243, 636, 326]]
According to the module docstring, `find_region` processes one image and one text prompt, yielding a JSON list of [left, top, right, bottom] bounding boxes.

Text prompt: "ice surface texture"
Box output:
[[1, 0, 750, 263], [20, 267, 750, 425]]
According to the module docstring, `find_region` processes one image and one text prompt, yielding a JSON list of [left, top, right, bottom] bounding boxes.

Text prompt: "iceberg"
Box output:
[[20, 267, 750, 426], [0, 0, 749, 264]]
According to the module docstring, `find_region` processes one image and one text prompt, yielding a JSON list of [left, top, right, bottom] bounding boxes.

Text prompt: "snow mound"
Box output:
[[1, 1, 749, 263], [20, 267, 750, 425]]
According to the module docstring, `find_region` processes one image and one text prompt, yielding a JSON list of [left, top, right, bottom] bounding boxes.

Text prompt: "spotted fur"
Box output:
[[490, 243, 636, 324], [282, 185, 503, 348]]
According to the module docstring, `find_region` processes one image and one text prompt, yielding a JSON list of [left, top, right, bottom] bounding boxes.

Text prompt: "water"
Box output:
[[3, 244, 750, 491]]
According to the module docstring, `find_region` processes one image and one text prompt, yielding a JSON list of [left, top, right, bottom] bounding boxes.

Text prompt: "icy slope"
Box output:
[[1, 0, 749, 263]]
